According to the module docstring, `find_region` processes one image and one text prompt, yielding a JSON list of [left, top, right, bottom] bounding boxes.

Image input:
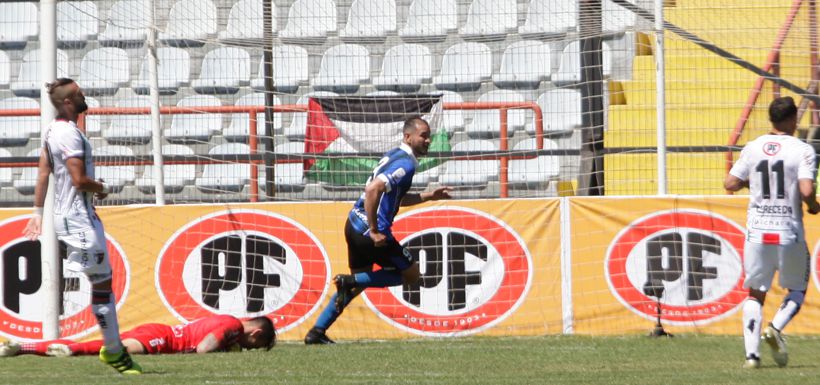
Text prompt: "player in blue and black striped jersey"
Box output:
[[305, 117, 451, 344]]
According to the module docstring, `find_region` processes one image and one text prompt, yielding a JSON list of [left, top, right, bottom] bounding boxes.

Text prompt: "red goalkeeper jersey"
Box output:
[[169, 314, 244, 353]]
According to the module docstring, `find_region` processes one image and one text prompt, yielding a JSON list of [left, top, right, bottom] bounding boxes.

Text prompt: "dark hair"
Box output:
[[403, 116, 428, 134], [45, 78, 77, 109], [769, 96, 797, 124], [249, 316, 276, 350]]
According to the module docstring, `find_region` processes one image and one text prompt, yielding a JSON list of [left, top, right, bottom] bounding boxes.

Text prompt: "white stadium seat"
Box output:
[[224, 93, 282, 143], [413, 164, 443, 186], [433, 42, 492, 92], [132, 47, 191, 95], [604, 0, 636, 35], [280, 0, 337, 44], [0, 97, 39, 145], [399, 0, 457, 42], [165, 95, 222, 144], [366, 91, 399, 97], [0, 51, 10, 88], [57, 1, 99, 49], [0, 149, 11, 186], [77, 47, 130, 96], [520, 0, 577, 39], [340, 0, 396, 43], [537, 89, 582, 134], [440, 140, 499, 187], [196, 143, 251, 193], [551, 41, 613, 86], [312, 44, 370, 94], [12, 50, 69, 98], [373, 44, 431, 93], [192, 47, 250, 94], [14, 148, 41, 194], [271, 142, 306, 191], [509, 138, 559, 187], [136, 144, 196, 194], [99, 0, 151, 47], [160, 0, 218, 47], [219, 0, 274, 43], [104, 96, 155, 145], [0, 2, 38, 49], [251, 46, 309, 94], [493, 41, 552, 89], [287, 91, 338, 140], [466, 90, 527, 138], [95, 145, 136, 192], [459, 0, 517, 41]]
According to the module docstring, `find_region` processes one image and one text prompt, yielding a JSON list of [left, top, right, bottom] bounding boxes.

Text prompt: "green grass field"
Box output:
[[2, 335, 819, 385]]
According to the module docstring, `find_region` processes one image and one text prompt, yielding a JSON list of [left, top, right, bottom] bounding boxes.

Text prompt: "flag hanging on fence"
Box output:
[[304, 95, 449, 186]]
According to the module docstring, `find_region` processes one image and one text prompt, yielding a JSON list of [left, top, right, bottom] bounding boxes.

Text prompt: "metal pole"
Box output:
[[655, 0, 667, 195], [262, 0, 276, 199], [39, 0, 60, 340], [148, 2, 165, 205]]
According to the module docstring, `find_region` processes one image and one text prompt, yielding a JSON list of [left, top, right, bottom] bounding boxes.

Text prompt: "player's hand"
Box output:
[[369, 230, 387, 247], [809, 201, 820, 215], [95, 178, 108, 200], [427, 186, 452, 201], [23, 215, 42, 241]]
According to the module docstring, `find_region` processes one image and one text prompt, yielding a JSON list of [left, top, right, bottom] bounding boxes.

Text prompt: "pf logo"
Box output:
[[155, 210, 329, 333], [605, 210, 747, 325], [0, 215, 129, 341], [363, 207, 532, 336]]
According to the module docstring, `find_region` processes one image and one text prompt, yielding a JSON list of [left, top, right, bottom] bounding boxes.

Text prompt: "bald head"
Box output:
[[403, 116, 428, 135]]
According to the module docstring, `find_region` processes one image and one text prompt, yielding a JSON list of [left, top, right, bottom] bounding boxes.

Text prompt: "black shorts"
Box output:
[[344, 219, 414, 272]]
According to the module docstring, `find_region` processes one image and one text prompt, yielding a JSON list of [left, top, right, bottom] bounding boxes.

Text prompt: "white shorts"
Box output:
[[58, 225, 112, 284], [743, 240, 810, 292]]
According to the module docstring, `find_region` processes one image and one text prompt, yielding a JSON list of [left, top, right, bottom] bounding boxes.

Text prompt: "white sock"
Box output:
[[771, 300, 800, 331], [92, 291, 123, 353], [742, 299, 762, 358]]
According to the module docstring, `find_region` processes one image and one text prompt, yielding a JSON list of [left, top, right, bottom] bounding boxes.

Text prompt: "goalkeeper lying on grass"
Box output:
[[0, 314, 275, 357]]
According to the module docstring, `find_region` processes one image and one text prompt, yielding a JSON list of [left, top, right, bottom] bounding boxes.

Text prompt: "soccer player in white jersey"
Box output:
[[725, 96, 820, 369], [22, 78, 142, 375]]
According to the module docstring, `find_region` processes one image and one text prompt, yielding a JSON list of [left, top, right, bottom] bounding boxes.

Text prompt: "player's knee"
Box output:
[[784, 290, 805, 312], [401, 264, 420, 285]]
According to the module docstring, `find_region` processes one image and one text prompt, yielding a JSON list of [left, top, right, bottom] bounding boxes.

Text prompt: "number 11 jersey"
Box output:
[[730, 134, 817, 244]]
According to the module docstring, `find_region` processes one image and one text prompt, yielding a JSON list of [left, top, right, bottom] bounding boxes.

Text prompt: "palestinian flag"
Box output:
[[304, 95, 449, 186]]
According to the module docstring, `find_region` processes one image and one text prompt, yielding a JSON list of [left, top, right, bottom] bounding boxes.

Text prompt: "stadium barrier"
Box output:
[[3, 196, 820, 341]]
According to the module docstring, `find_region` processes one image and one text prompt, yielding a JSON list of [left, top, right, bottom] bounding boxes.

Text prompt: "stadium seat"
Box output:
[[11, 50, 70, 98], [95, 145, 136, 193], [57, 2, 98, 49], [340, 0, 396, 43], [280, 0, 337, 44], [312, 44, 370, 94], [104, 96, 155, 145], [398, 0, 457, 42], [428, 90, 464, 134], [537, 89, 582, 134], [219, 0, 274, 43], [0, 148, 11, 186], [77, 47, 130, 96], [160, 0, 218, 47], [509, 138, 559, 187], [366, 91, 399, 97], [551, 41, 612, 86], [196, 143, 251, 193], [433, 42, 492, 92], [14, 148, 40, 194], [604, 0, 636, 35], [132, 47, 191, 95], [250, 46, 309, 94], [459, 0, 517, 41], [0, 51, 10, 88], [373, 44, 431, 93], [466, 90, 527, 138], [135, 144, 196, 194], [413, 164, 443, 186], [0, 2, 38, 49], [192, 47, 250, 94], [0, 97, 38, 146], [99, 0, 151, 47], [165, 95, 222, 144], [520, 0, 576, 39], [224, 93, 282, 143], [439, 140, 499, 187], [492, 41, 552, 89], [286, 91, 338, 140], [83, 97, 102, 136], [271, 142, 306, 191]]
